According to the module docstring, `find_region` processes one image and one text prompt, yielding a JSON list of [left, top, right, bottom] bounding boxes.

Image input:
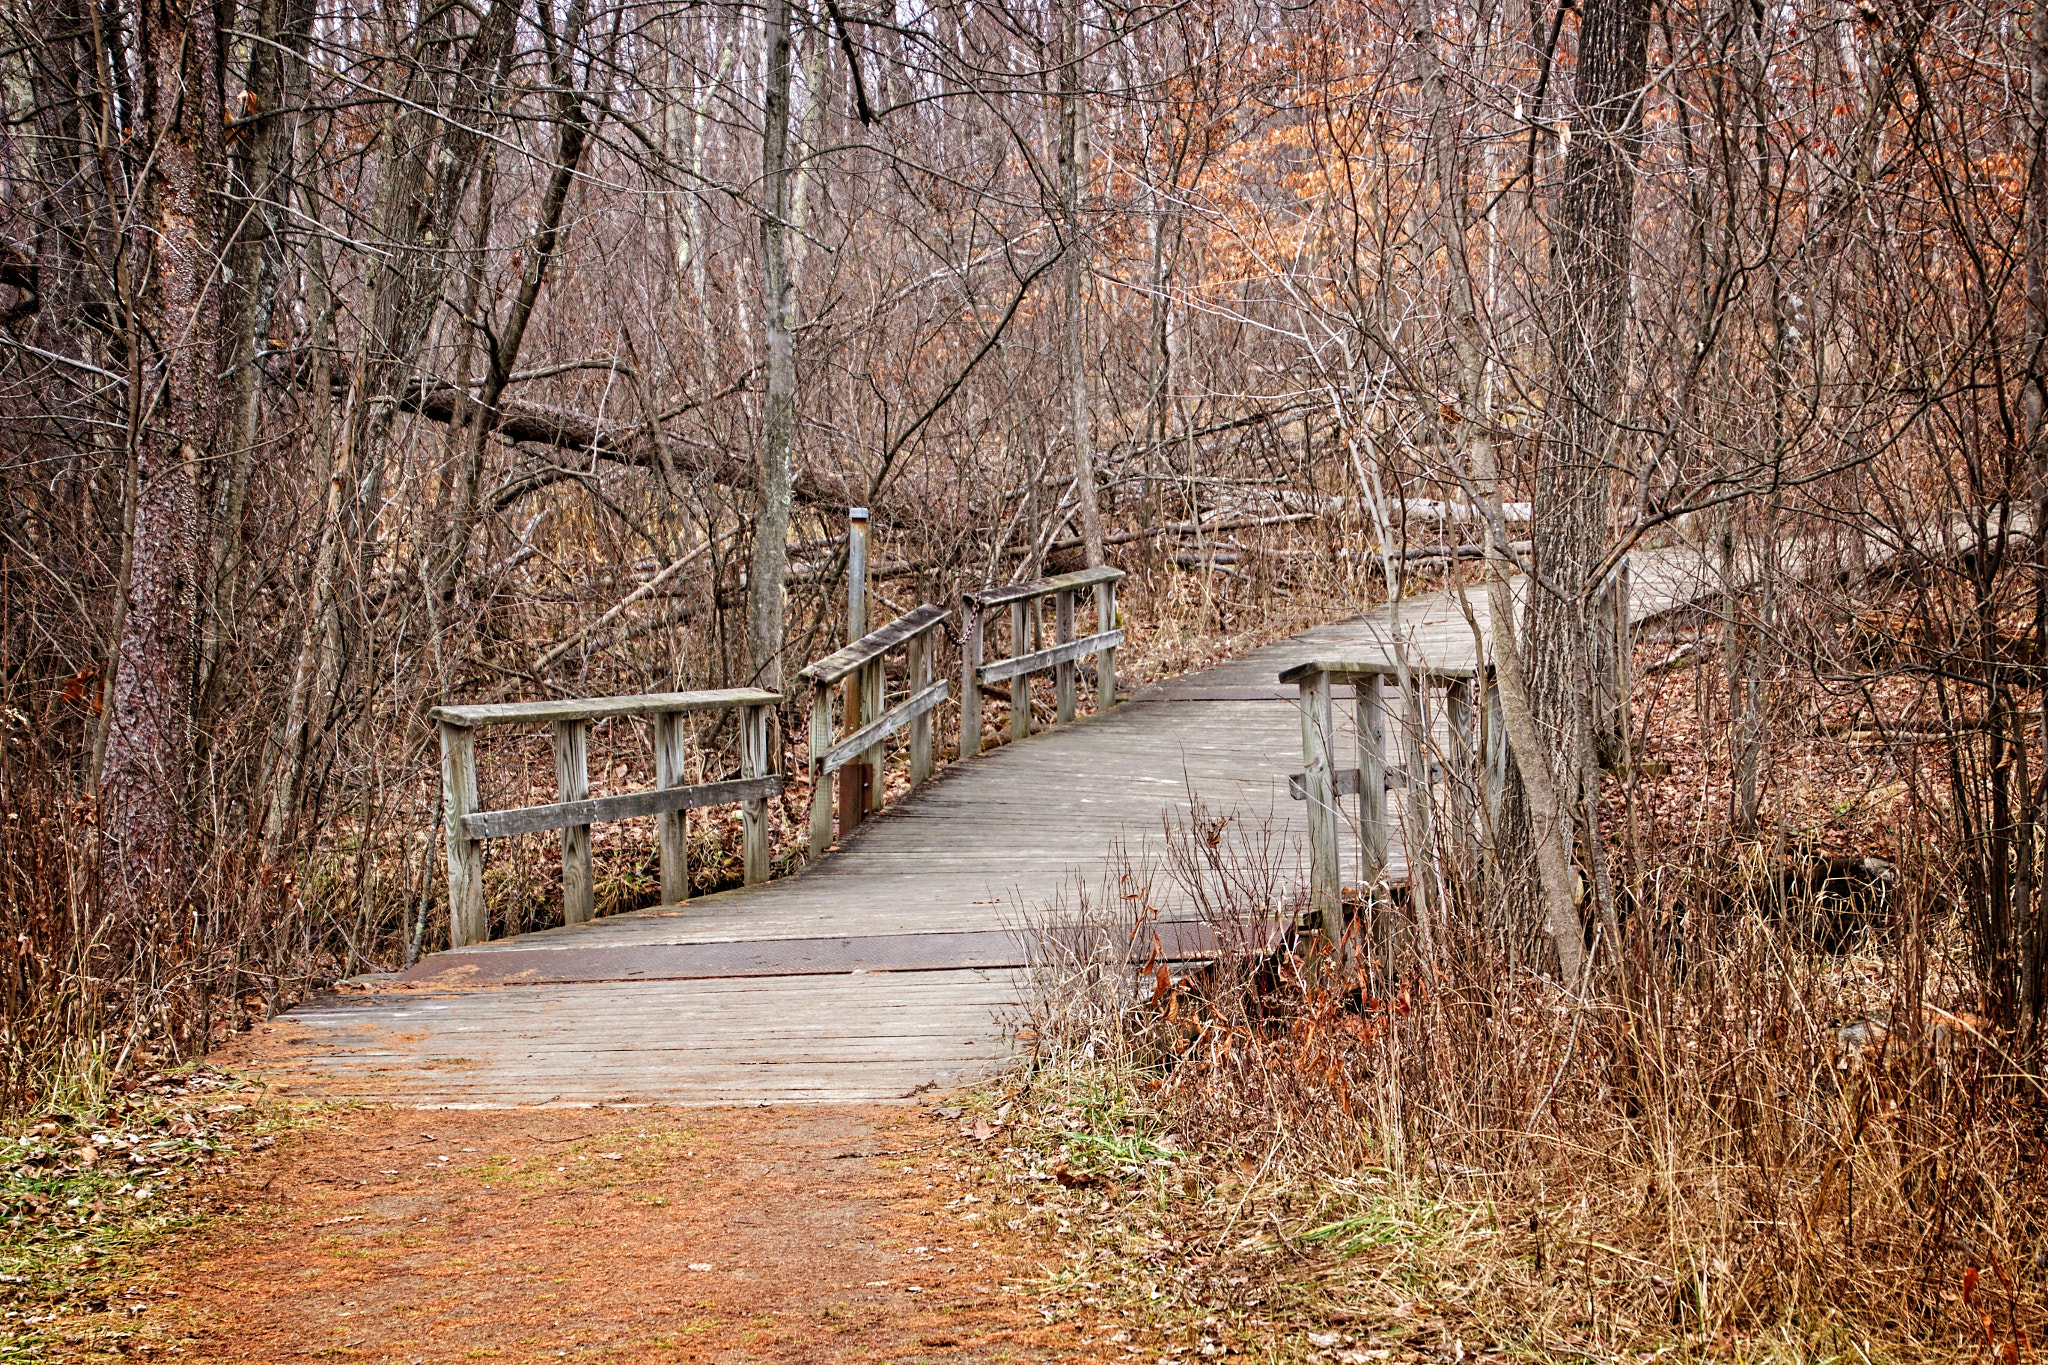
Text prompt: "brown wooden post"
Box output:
[[1297, 667, 1340, 946], [655, 710, 689, 904], [1446, 678, 1477, 871], [1008, 600, 1031, 742], [439, 721, 487, 947], [862, 656, 885, 813], [1354, 671, 1392, 986], [742, 701, 771, 885], [908, 631, 934, 784], [1400, 674, 1437, 927], [1095, 576, 1117, 710], [839, 507, 869, 837], [554, 719, 593, 926], [961, 598, 984, 757], [1054, 589, 1076, 724], [808, 684, 833, 857]]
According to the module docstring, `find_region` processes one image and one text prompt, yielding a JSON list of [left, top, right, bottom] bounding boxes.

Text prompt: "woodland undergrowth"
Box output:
[[978, 775, 2046, 1362]]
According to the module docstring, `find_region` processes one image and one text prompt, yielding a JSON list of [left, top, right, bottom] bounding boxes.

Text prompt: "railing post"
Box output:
[[1297, 667, 1340, 946], [839, 508, 870, 837], [1446, 678, 1477, 870], [1354, 672, 1392, 985], [439, 721, 486, 948], [1055, 588, 1076, 724], [961, 599, 984, 758], [1095, 577, 1117, 710], [1400, 674, 1438, 930], [862, 656, 885, 813], [742, 701, 771, 885], [554, 719, 593, 927], [808, 685, 833, 857], [655, 710, 689, 904], [1008, 600, 1030, 742], [908, 631, 934, 785]]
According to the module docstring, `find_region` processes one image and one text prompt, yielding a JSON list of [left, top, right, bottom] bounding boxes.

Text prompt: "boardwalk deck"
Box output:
[[244, 541, 1718, 1106]]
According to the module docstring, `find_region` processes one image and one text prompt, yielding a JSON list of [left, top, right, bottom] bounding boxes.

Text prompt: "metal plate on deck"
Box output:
[[392, 920, 1235, 988]]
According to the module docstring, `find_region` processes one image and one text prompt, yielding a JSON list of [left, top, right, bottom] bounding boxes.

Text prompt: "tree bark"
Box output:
[[1516, 0, 1650, 955], [1060, 0, 1106, 568], [100, 0, 226, 919], [748, 0, 797, 692]]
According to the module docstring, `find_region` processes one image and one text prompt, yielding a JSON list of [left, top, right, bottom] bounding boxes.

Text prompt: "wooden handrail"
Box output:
[[436, 689, 781, 946], [963, 565, 1123, 610], [960, 567, 1124, 755], [1286, 660, 1501, 971], [799, 603, 948, 688], [804, 604, 952, 856]]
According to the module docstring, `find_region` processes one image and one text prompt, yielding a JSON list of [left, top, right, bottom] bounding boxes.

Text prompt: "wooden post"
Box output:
[[1054, 589, 1076, 724], [862, 656, 884, 813], [908, 631, 934, 784], [961, 599, 984, 758], [655, 710, 689, 904], [839, 507, 870, 837], [1446, 678, 1477, 870], [439, 721, 486, 947], [1354, 672, 1392, 987], [1297, 667, 1340, 946], [554, 719, 593, 927], [1095, 577, 1117, 710], [1400, 675, 1437, 926], [1355, 673, 1387, 882], [808, 685, 833, 857], [742, 701, 771, 885], [1008, 600, 1030, 742]]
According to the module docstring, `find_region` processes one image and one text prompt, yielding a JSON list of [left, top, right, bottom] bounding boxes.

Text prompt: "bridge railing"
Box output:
[[431, 690, 782, 946], [1282, 659, 1504, 959], [960, 566, 1124, 755], [797, 602, 951, 856]]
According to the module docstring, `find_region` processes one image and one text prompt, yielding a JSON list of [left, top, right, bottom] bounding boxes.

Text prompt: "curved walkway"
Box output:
[[238, 544, 1715, 1106]]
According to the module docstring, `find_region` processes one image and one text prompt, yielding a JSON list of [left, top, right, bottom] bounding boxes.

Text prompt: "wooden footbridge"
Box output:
[[249, 541, 1719, 1107]]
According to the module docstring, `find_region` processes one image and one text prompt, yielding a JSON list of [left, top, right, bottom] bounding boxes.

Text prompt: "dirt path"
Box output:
[[128, 1102, 1102, 1363]]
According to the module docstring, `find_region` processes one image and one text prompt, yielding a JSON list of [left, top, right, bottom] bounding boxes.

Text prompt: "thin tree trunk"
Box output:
[[1060, 0, 1105, 568], [1517, 0, 1649, 943], [748, 0, 796, 691], [1412, 0, 1584, 984]]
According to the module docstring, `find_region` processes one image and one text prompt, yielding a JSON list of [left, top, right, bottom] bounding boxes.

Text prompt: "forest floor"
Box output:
[[3, 1081, 1153, 1364]]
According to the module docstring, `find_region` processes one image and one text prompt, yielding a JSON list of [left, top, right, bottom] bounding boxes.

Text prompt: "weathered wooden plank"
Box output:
[[964, 565, 1124, 610], [1297, 668, 1340, 941], [463, 775, 785, 840], [440, 722, 486, 949], [961, 601, 985, 758], [1279, 659, 1481, 685], [816, 678, 950, 775], [1008, 602, 1030, 743], [798, 603, 950, 686], [742, 703, 771, 886], [909, 633, 934, 785], [1055, 589, 1076, 724], [1096, 578, 1118, 711], [554, 720, 593, 927], [655, 711, 689, 905], [429, 689, 780, 728], [808, 687, 834, 857], [977, 628, 1126, 685]]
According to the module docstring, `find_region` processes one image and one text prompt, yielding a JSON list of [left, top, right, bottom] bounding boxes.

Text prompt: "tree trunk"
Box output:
[[1516, 0, 1650, 959], [1412, 0, 1585, 985], [1060, 0, 1106, 569], [748, 0, 796, 692], [100, 0, 226, 919]]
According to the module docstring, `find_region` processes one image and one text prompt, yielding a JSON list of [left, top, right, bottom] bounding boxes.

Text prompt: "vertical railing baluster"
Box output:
[[1009, 600, 1030, 742], [807, 686, 833, 857], [1095, 576, 1118, 710], [742, 702, 770, 885], [554, 719, 593, 927], [1297, 667, 1340, 946], [909, 631, 933, 785], [655, 710, 689, 904], [440, 721, 485, 948], [1055, 588, 1076, 724], [961, 599, 984, 757]]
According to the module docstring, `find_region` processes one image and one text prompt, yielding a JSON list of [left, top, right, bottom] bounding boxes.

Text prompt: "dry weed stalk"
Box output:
[[1012, 803, 2047, 1357]]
